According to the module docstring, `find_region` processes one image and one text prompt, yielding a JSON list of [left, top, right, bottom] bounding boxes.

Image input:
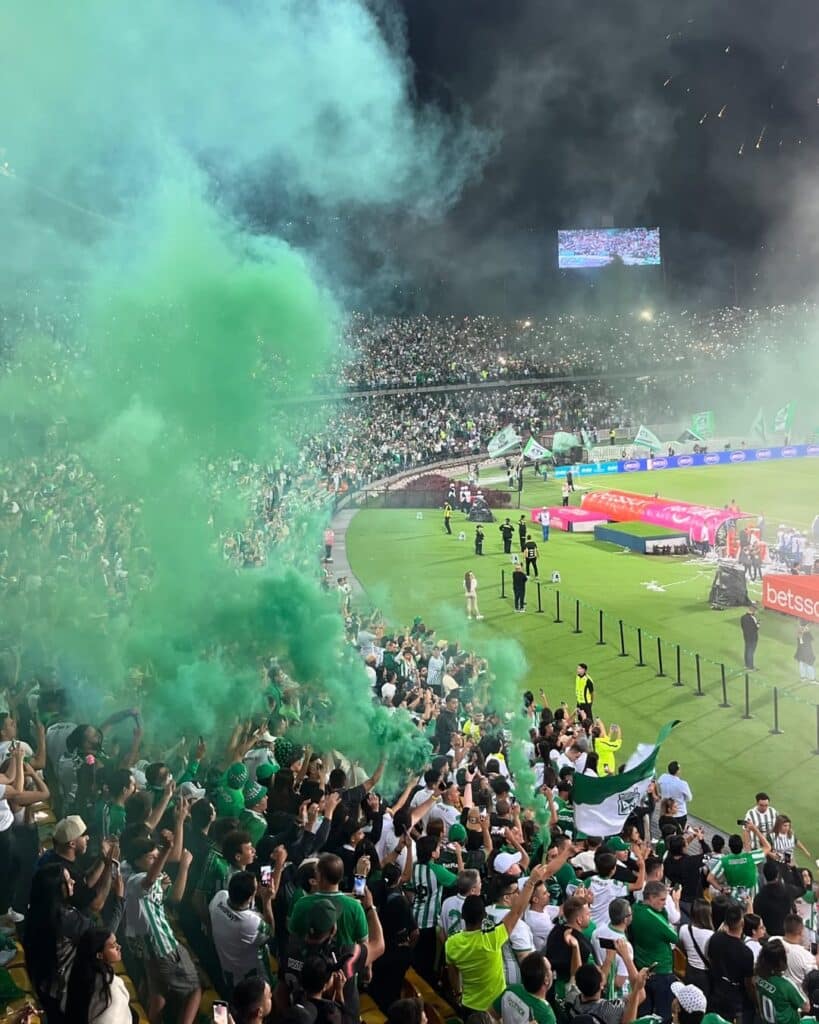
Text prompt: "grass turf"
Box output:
[[346, 459, 819, 849]]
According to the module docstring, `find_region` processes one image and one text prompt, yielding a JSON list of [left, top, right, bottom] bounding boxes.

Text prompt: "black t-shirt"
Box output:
[[525, 541, 538, 558], [664, 852, 706, 903], [545, 922, 596, 981], [753, 881, 803, 938], [707, 931, 753, 1015]]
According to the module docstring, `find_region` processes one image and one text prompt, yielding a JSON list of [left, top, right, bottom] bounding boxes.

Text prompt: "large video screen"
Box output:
[[558, 227, 661, 268]]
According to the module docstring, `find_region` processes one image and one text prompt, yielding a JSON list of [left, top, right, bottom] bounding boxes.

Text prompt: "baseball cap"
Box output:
[[178, 781, 207, 801], [448, 823, 468, 844], [671, 983, 707, 1014], [606, 836, 631, 852], [305, 897, 341, 937], [494, 851, 523, 874], [54, 815, 87, 845], [256, 761, 279, 782]]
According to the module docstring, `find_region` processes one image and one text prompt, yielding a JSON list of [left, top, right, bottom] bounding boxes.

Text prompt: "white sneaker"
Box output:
[[476, 614, 484, 620]]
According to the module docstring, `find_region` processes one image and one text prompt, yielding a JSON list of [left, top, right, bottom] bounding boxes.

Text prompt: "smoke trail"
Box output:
[[0, 1, 483, 776]]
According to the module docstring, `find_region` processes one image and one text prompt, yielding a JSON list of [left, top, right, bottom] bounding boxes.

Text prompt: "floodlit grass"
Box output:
[[347, 459, 819, 849]]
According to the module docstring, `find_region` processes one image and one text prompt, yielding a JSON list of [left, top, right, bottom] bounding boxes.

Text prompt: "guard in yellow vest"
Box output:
[[575, 663, 594, 719]]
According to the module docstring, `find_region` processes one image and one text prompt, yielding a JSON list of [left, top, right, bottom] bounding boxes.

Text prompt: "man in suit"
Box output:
[[741, 604, 760, 670]]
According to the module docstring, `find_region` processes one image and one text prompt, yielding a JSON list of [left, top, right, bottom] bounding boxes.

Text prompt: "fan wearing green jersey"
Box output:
[[754, 938, 815, 1024]]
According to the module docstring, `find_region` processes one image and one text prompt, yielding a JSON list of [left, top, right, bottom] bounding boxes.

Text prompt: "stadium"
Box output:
[[1, 3, 819, 1024]]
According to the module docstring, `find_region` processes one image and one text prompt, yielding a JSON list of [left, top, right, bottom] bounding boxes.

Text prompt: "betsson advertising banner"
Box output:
[[763, 574, 819, 624]]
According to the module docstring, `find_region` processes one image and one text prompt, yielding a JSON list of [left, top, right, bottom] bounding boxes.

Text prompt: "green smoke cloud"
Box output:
[[0, 1, 483, 778]]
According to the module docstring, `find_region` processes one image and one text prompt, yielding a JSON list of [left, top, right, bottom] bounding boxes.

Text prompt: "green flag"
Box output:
[[749, 407, 766, 443], [633, 425, 663, 452], [523, 437, 551, 460], [487, 425, 522, 458], [772, 401, 795, 434], [573, 721, 679, 836], [691, 411, 715, 439]]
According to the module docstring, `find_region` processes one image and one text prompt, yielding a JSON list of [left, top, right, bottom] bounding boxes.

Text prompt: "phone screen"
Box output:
[[353, 874, 366, 897], [213, 1002, 229, 1024], [260, 865, 273, 886]]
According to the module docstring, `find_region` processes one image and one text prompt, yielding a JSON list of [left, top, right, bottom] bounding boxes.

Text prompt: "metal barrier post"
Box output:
[[770, 688, 783, 735], [500, 569, 506, 599], [618, 620, 627, 657], [719, 664, 731, 707], [597, 609, 605, 646], [573, 599, 581, 634], [637, 628, 645, 667], [536, 581, 543, 613], [694, 654, 704, 696], [554, 591, 562, 623], [674, 645, 683, 687], [656, 637, 665, 678], [742, 673, 752, 718]]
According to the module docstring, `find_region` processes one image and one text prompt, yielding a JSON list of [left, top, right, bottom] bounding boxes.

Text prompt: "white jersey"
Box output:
[[209, 890, 271, 984]]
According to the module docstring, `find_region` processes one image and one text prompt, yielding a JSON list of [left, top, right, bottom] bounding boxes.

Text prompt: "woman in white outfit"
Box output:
[[464, 571, 483, 620]]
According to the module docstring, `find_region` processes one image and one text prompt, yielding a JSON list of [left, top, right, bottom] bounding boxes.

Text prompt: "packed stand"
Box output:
[[0, 609, 817, 1023], [329, 305, 819, 391]]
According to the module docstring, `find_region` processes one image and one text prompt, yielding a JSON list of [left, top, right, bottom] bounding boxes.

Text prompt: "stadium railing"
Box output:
[[499, 569, 819, 755]]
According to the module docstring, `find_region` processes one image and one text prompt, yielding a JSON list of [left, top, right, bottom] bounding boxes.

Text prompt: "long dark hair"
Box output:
[[22, 864, 69, 993], [65, 928, 114, 1020]]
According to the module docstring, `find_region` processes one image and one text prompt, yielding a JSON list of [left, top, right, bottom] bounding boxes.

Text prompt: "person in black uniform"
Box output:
[[566, 470, 575, 492], [474, 525, 484, 556], [499, 518, 514, 554], [512, 563, 528, 611], [524, 535, 539, 577], [518, 516, 528, 552], [741, 604, 760, 669]]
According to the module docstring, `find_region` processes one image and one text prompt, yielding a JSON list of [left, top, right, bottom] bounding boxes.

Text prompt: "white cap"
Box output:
[[494, 851, 523, 874], [671, 983, 707, 1014]]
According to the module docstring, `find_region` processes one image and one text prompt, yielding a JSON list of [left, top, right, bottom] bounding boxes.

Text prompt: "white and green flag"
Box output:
[[523, 437, 551, 460], [749, 407, 767, 443], [633, 425, 664, 453], [772, 401, 795, 434], [487, 425, 522, 458], [572, 721, 679, 836], [691, 411, 715, 439]]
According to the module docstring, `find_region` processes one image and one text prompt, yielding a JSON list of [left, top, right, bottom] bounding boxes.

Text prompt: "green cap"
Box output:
[[306, 897, 341, 937], [215, 786, 245, 819], [606, 836, 630, 852], [448, 823, 467, 844]]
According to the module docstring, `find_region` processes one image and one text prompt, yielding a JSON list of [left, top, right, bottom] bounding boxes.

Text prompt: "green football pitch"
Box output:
[[346, 460, 819, 851]]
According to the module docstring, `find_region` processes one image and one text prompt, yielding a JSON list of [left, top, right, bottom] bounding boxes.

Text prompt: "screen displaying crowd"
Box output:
[[558, 228, 661, 269]]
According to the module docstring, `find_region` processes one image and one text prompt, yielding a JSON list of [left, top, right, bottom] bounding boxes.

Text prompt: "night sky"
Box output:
[[369, 0, 819, 311]]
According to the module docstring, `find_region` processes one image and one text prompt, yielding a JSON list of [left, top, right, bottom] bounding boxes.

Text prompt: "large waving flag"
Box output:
[[772, 401, 796, 434], [523, 437, 551, 460], [572, 721, 679, 836], [487, 425, 522, 458], [633, 425, 664, 453], [749, 407, 767, 443], [691, 411, 715, 439]]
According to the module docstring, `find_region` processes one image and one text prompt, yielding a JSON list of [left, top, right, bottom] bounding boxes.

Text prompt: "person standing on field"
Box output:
[[444, 501, 453, 535], [512, 564, 528, 613], [524, 536, 539, 578], [539, 509, 550, 542], [518, 516, 528, 552], [500, 518, 514, 554], [575, 664, 594, 719], [464, 572, 483, 621]]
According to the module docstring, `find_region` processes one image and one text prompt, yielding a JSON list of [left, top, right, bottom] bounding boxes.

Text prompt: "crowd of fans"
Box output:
[[1, 613, 817, 1024], [330, 305, 818, 391]]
